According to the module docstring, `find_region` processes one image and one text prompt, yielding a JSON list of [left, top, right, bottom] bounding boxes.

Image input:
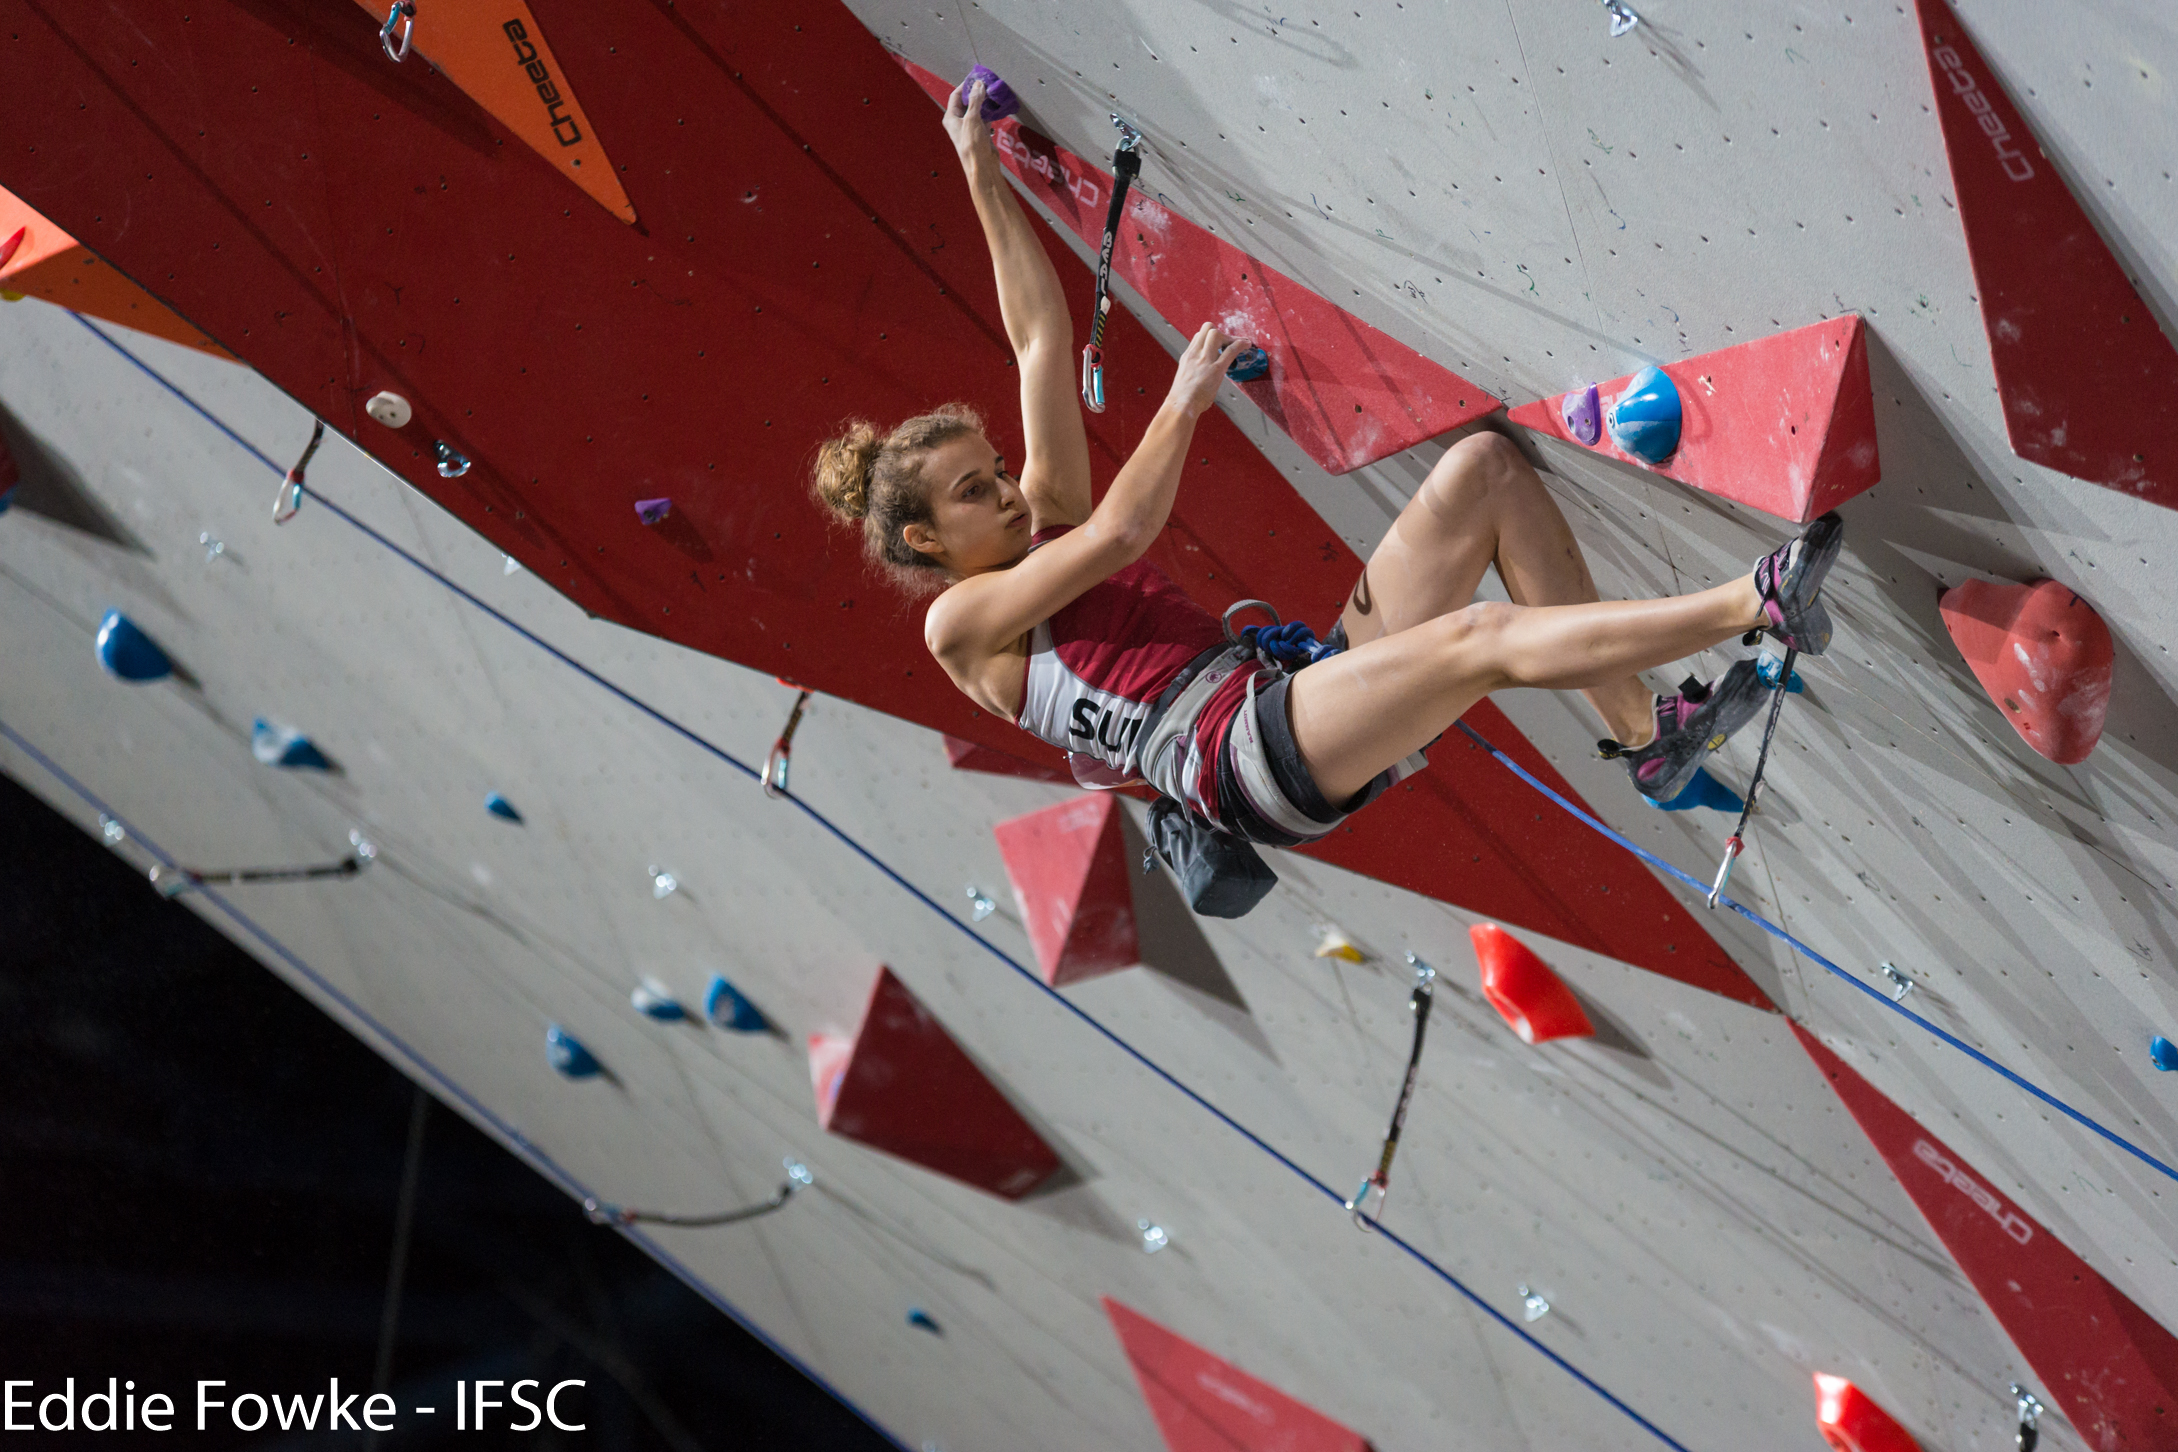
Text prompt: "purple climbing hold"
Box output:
[[634, 497, 672, 525], [959, 64, 1020, 122], [1562, 383, 1602, 446]]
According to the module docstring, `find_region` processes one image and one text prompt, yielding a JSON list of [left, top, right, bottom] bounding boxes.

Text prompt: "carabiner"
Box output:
[[1080, 343, 1106, 414], [1707, 834, 1743, 909], [762, 689, 812, 800], [1345, 1173, 1388, 1232], [380, 0, 415, 62], [1221, 598, 1280, 644], [273, 418, 325, 525]]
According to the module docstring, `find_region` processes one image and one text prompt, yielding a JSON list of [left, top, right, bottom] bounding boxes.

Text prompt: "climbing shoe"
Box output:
[[1601, 661, 1769, 803], [1751, 511, 1844, 655]]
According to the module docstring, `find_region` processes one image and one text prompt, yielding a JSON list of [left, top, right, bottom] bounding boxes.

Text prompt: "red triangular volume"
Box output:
[[942, 733, 1072, 784], [808, 967, 1060, 1199], [1939, 579, 2113, 765], [993, 795, 1140, 987], [894, 59, 1498, 475], [1794, 1024, 2178, 1447], [1103, 1298, 1371, 1452], [1510, 317, 1878, 523], [1912, 0, 2178, 511]]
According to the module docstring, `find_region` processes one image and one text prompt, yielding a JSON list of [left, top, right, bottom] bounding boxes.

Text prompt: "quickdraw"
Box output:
[[1346, 953, 1436, 1230], [1707, 643, 1797, 909], [1080, 116, 1144, 414], [2012, 1385, 2043, 1452], [148, 832, 375, 898], [272, 419, 324, 525], [379, 0, 415, 62], [762, 685, 812, 799], [586, 1158, 813, 1228]]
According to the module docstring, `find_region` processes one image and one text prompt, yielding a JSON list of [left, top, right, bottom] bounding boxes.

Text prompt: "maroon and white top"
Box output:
[[1015, 527, 1263, 818]]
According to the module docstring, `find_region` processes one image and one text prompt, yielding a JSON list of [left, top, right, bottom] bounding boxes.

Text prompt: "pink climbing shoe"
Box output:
[[1602, 662, 1768, 802], [1752, 511, 1844, 656]]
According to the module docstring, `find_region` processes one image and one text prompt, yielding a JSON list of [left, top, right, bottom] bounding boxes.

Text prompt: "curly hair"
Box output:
[[810, 404, 987, 596]]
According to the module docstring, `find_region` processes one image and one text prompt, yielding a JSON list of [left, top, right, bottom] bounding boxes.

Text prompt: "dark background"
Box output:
[[0, 768, 899, 1450]]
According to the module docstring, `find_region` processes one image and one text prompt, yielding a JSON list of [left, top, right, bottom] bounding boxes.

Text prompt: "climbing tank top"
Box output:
[[1015, 526, 1262, 797]]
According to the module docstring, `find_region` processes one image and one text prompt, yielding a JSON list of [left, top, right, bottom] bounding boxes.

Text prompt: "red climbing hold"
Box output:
[[1510, 317, 1879, 524], [1939, 578, 2113, 765], [1472, 924, 1594, 1045], [1796, 1024, 2178, 1449], [1911, 0, 2178, 511], [994, 795, 1139, 987], [808, 967, 1060, 1199], [1813, 1374, 1922, 1452], [1103, 1298, 1371, 1452], [942, 733, 1072, 784]]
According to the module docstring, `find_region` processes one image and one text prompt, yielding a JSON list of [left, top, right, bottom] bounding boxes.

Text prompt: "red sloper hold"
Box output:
[[1940, 578, 2114, 765], [1911, 0, 2178, 511], [1794, 1024, 2178, 1449], [2, 0, 1765, 1011], [1510, 317, 1879, 524], [809, 967, 1060, 1199], [895, 59, 1499, 476], [1103, 1298, 1372, 1452], [1471, 923, 1594, 1045], [993, 795, 1139, 987], [1814, 1374, 1923, 1452], [943, 734, 1072, 784]]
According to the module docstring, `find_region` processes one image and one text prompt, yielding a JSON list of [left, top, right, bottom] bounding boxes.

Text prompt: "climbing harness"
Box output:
[[379, 0, 415, 62], [272, 419, 324, 525], [148, 832, 375, 898], [2011, 1385, 2042, 1452], [1079, 116, 1144, 414], [1707, 644, 1796, 909], [761, 685, 812, 799], [1346, 953, 1436, 1230], [585, 1158, 812, 1228]]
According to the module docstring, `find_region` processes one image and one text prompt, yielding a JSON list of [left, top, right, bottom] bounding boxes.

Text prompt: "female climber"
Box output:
[[810, 75, 1842, 850]]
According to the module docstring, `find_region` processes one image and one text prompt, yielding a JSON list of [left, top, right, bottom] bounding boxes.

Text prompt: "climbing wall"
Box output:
[[2, 0, 2175, 1448]]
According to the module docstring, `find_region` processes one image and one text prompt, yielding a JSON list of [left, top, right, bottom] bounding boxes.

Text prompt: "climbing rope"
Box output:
[[1707, 645, 1796, 908], [1452, 718, 2178, 1187], [585, 1158, 812, 1228], [762, 686, 812, 800], [1345, 954, 1435, 1230], [1079, 117, 1143, 414]]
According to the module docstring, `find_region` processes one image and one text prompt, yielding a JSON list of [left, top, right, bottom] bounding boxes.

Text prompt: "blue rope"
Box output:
[[1453, 721, 2178, 1188], [70, 314, 1695, 1452]]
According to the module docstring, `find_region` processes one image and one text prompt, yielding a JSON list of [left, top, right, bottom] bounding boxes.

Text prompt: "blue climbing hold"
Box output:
[[95, 610, 174, 683], [631, 980, 687, 1021], [546, 1023, 603, 1078], [1644, 766, 1745, 814], [251, 719, 331, 770], [1607, 364, 1682, 465], [906, 1308, 942, 1334], [2151, 1035, 2178, 1072], [1226, 346, 1271, 382], [705, 974, 770, 1033], [485, 792, 524, 823]]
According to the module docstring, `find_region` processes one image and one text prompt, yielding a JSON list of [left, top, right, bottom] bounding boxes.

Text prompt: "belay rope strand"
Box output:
[[1079, 116, 1144, 414], [1707, 643, 1797, 908], [1346, 954, 1436, 1229], [762, 685, 812, 799]]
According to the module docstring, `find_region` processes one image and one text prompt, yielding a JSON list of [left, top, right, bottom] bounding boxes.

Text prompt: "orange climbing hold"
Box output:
[[1940, 578, 2113, 765], [1814, 1374, 1922, 1452], [993, 795, 1139, 987], [809, 966, 1059, 1199], [1471, 924, 1594, 1045], [1510, 317, 1878, 524]]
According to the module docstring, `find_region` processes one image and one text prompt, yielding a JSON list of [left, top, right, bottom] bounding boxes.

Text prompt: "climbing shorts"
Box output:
[[1214, 670, 1428, 849]]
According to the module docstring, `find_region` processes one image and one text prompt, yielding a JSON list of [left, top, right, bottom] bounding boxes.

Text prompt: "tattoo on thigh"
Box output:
[[1349, 567, 1375, 617]]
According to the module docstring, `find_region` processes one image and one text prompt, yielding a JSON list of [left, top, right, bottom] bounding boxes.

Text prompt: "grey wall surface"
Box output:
[[4, 2, 2176, 1448]]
